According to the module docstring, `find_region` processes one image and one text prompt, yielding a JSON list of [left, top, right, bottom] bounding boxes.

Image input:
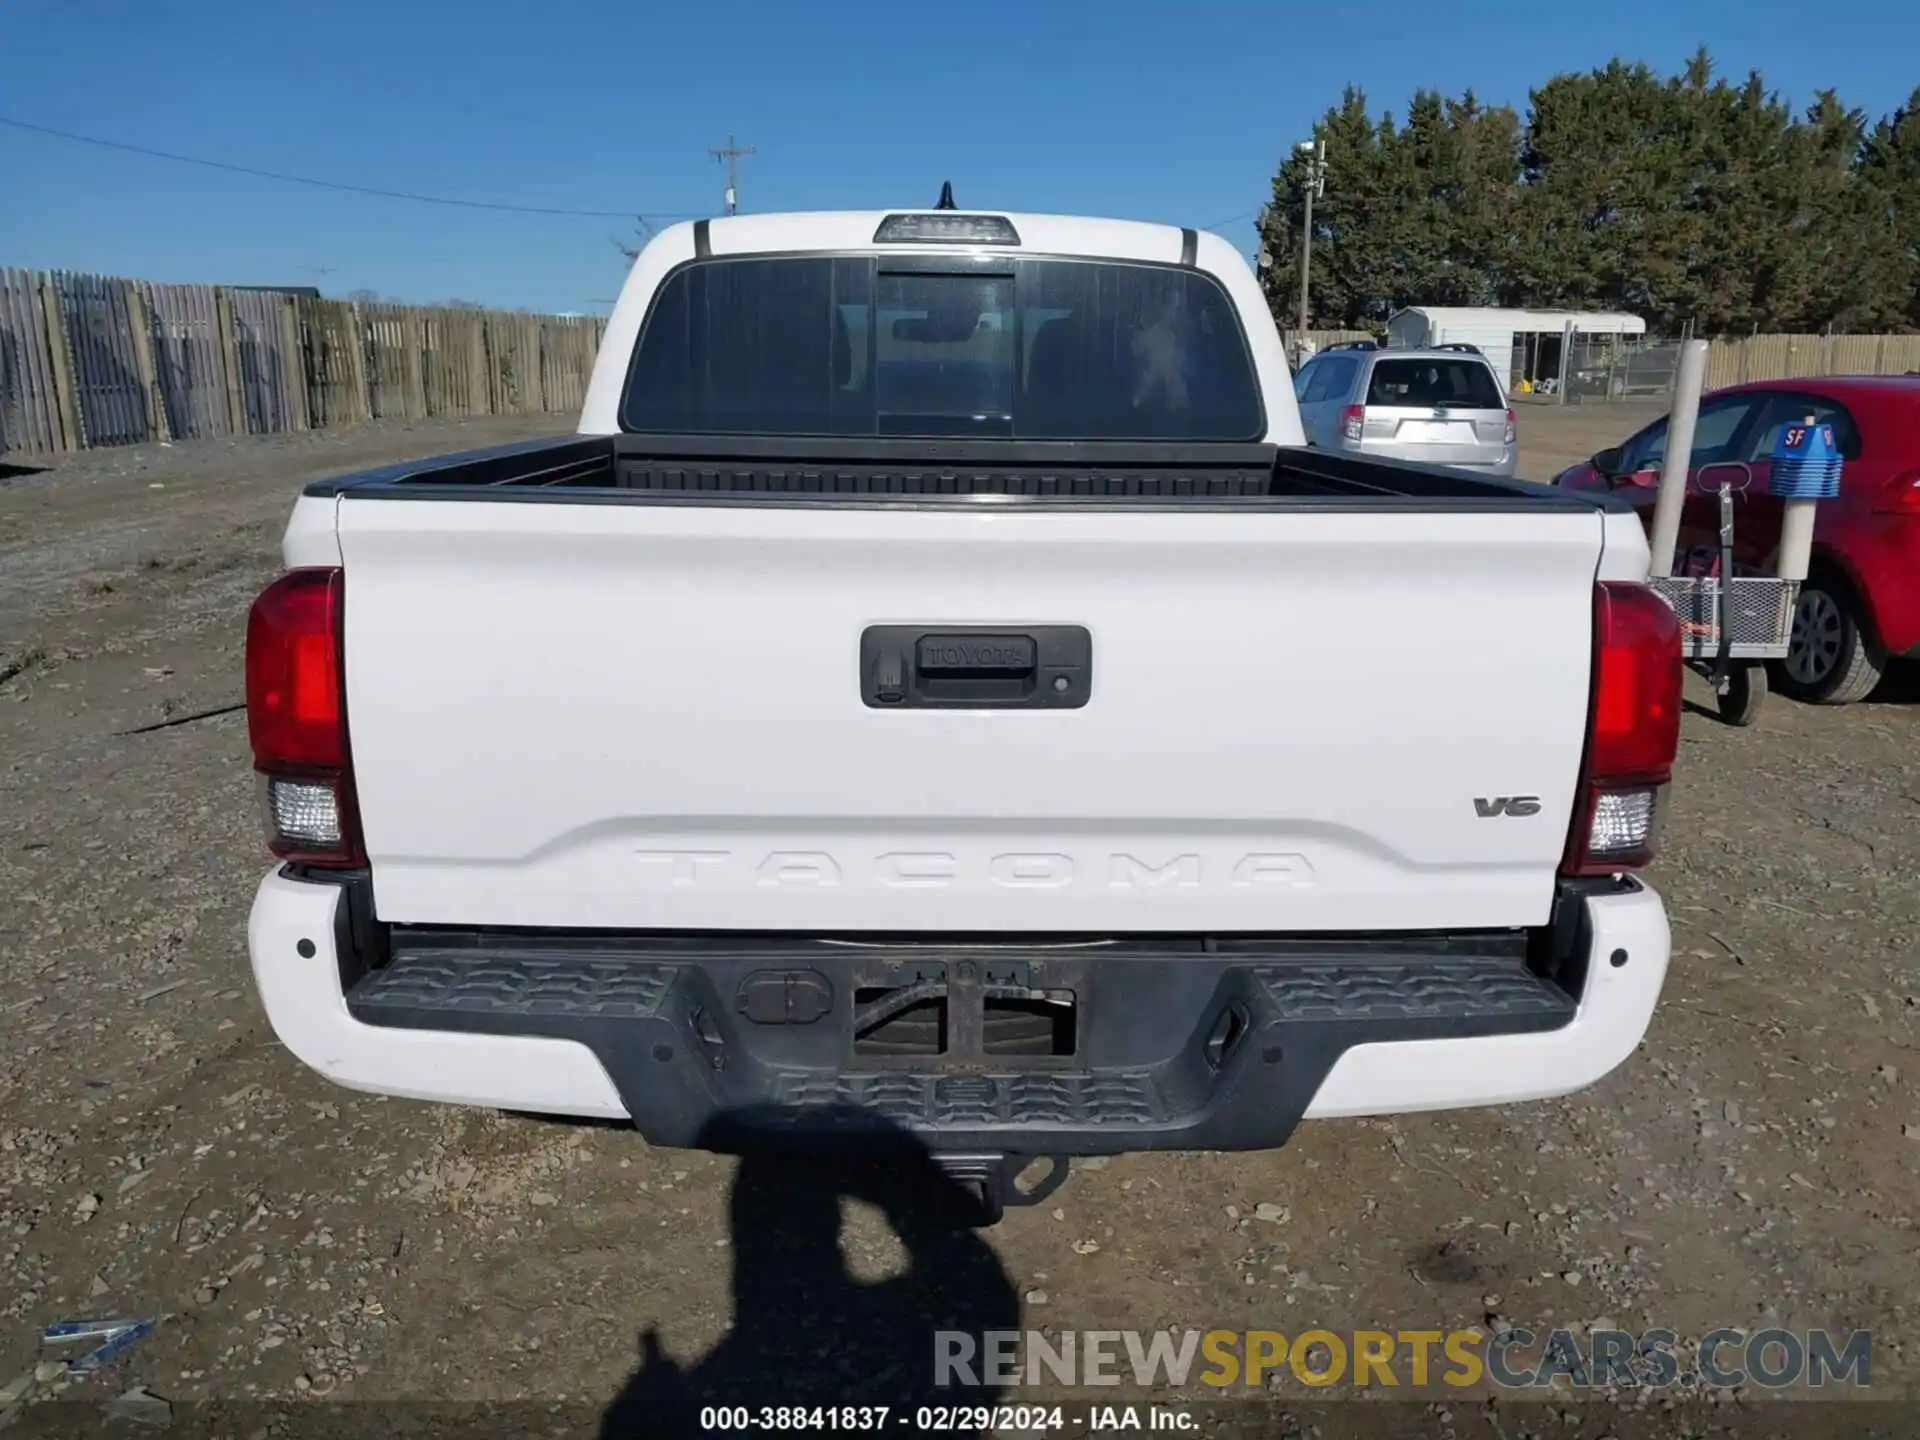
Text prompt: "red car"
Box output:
[[1554, 375, 1920, 704]]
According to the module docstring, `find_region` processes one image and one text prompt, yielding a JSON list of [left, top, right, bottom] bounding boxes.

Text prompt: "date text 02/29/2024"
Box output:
[[696, 1405, 1193, 1432]]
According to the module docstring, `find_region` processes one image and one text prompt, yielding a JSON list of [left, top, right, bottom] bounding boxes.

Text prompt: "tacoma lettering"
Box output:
[[1109, 854, 1201, 889], [640, 850, 1315, 890]]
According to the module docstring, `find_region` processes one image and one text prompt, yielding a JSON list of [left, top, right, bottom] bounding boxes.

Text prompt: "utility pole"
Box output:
[[1294, 139, 1326, 360], [710, 135, 755, 216]]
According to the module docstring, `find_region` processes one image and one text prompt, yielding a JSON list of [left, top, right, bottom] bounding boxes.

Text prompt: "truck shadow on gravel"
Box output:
[[600, 1106, 1021, 1439]]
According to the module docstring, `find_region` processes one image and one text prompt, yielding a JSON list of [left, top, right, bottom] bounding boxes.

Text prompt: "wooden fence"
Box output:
[[0, 266, 605, 457], [1702, 332, 1920, 389]]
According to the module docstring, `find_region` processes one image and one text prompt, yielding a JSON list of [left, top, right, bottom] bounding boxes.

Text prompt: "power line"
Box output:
[[0, 114, 703, 221], [1198, 208, 1259, 233]]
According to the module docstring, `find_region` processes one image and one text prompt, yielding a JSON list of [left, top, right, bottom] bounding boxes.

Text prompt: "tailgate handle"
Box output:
[[861, 626, 1090, 709]]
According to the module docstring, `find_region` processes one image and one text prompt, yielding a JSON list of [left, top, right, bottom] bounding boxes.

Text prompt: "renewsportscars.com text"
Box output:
[[934, 1327, 1872, 1391]]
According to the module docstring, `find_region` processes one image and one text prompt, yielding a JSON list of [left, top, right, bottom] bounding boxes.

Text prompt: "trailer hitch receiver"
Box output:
[[935, 1154, 1071, 1227]]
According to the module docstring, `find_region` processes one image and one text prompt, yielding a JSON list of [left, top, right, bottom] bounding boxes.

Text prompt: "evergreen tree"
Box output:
[[1258, 87, 1521, 329], [1259, 55, 1920, 335], [1856, 86, 1920, 328]]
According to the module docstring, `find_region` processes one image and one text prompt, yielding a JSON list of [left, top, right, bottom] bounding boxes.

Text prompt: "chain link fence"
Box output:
[[1563, 336, 1682, 400], [1513, 329, 1920, 404]]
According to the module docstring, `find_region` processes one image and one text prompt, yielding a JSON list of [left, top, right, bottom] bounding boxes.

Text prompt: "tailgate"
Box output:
[[336, 498, 1602, 932]]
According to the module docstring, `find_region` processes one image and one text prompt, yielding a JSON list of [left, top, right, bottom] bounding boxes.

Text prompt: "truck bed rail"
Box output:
[[304, 434, 1629, 513]]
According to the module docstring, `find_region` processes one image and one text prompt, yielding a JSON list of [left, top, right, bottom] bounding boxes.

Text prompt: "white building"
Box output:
[[1385, 307, 1647, 391]]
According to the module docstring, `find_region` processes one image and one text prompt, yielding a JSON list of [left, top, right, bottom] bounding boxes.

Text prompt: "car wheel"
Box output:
[[1772, 579, 1886, 705]]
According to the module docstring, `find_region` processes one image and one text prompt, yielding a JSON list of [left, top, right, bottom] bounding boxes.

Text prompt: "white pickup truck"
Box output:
[[245, 205, 1679, 1220]]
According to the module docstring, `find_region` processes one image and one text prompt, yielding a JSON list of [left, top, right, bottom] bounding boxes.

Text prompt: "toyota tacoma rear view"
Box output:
[[244, 205, 1680, 1220]]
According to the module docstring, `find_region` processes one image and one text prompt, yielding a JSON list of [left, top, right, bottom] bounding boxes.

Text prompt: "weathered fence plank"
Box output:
[[297, 297, 372, 429], [144, 283, 233, 441], [57, 272, 154, 448], [213, 289, 247, 435], [122, 284, 170, 443], [39, 277, 82, 452], [277, 294, 311, 433], [231, 289, 301, 435], [0, 268, 68, 454]]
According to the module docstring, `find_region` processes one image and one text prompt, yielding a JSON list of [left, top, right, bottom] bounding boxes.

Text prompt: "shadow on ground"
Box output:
[[600, 1106, 1022, 1438], [1862, 661, 1920, 705]]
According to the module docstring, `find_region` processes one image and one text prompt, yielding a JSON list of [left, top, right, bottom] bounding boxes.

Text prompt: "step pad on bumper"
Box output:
[[1253, 962, 1571, 1022], [345, 945, 1572, 1030], [348, 950, 676, 1022]]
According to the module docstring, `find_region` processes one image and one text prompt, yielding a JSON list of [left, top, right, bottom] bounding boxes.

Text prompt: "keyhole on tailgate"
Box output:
[[873, 650, 905, 704]]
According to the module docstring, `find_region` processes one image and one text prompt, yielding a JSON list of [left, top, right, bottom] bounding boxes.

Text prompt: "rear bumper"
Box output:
[[1332, 439, 1518, 478], [248, 869, 1668, 1154]]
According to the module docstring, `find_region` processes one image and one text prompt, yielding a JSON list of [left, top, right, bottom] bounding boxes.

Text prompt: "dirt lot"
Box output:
[[1, 408, 1917, 1437]]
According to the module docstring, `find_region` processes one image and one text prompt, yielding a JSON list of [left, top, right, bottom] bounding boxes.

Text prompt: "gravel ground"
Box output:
[[1, 409, 1917, 1437]]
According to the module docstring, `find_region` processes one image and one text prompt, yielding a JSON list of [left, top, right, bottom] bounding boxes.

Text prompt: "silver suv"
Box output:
[[1292, 342, 1517, 477]]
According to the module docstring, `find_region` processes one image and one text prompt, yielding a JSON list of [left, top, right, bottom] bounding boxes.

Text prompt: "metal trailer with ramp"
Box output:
[[1643, 340, 1832, 727]]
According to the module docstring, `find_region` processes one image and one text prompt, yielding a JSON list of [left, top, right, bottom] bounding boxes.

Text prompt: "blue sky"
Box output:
[[4, 0, 1916, 315]]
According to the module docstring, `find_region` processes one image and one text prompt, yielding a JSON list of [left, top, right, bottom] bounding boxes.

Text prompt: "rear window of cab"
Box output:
[[621, 255, 1265, 441]]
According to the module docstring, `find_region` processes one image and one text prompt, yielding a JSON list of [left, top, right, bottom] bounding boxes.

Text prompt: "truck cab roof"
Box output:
[[654, 209, 1217, 267], [588, 207, 1287, 442]]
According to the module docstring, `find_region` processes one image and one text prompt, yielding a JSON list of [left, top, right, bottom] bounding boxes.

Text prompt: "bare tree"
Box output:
[[613, 216, 658, 263]]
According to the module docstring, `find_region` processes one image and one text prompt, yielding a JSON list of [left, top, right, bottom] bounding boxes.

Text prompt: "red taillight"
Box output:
[[246, 570, 343, 769], [1504, 408, 1517, 446], [1561, 581, 1683, 877], [1873, 469, 1920, 515], [245, 568, 362, 867], [1341, 404, 1365, 442]]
